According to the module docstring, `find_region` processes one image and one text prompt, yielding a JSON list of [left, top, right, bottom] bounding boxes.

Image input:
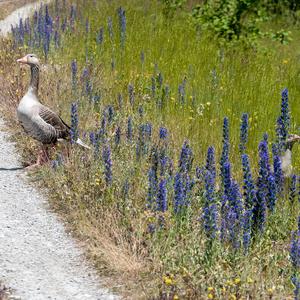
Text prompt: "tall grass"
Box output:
[[1, 0, 300, 298]]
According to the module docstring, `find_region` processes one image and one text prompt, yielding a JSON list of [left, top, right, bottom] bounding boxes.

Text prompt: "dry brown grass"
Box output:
[[44, 187, 154, 299]]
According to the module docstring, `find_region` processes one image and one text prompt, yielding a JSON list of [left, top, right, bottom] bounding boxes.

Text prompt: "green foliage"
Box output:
[[270, 29, 292, 45], [160, 0, 186, 18], [191, 0, 260, 42], [190, 0, 296, 45]]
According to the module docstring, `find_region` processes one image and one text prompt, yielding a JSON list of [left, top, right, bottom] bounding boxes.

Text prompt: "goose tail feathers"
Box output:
[[76, 138, 91, 150]]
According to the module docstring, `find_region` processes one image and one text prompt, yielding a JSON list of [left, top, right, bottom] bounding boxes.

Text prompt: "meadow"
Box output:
[[0, 0, 300, 298]]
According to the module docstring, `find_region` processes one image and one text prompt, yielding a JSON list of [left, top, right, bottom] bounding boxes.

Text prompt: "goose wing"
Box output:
[[35, 105, 70, 143]]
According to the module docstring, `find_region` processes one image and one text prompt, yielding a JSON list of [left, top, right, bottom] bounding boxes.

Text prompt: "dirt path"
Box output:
[[0, 2, 119, 300], [0, 0, 36, 21], [0, 0, 49, 34]]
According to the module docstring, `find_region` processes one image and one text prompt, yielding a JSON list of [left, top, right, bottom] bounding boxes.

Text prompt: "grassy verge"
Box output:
[[1, 0, 300, 298]]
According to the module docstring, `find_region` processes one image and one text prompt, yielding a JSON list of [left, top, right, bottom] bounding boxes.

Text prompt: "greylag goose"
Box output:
[[281, 134, 300, 177], [17, 54, 89, 168]]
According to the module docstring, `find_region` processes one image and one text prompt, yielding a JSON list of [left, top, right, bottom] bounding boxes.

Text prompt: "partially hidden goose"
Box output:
[[17, 54, 89, 168], [281, 134, 300, 177]]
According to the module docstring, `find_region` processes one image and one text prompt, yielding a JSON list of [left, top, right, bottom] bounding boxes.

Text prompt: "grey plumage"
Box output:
[[17, 54, 89, 149], [280, 134, 300, 177], [17, 90, 70, 144]]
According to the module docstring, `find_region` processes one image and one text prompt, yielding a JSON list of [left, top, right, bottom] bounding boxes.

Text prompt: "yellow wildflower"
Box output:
[[230, 295, 236, 300], [226, 280, 233, 286], [283, 59, 289, 64], [234, 278, 241, 285], [208, 293, 214, 299], [163, 276, 173, 286], [267, 287, 275, 295], [206, 102, 211, 106], [208, 287, 214, 292], [173, 295, 179, 300], [247, 277, 253, 284]]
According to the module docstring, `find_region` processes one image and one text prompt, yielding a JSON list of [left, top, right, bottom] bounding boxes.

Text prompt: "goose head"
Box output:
[[17, 54, 40, 67], [286, 134, 300, 151]]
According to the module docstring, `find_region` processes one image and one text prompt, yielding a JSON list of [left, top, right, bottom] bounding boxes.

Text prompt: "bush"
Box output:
[[189, 0, 297, 45]]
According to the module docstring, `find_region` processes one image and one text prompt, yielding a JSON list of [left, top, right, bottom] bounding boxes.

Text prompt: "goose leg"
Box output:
[[25, 145, 49, 170]]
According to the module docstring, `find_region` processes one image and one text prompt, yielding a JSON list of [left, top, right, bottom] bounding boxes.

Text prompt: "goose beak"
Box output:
[[17, 56, 28, 64], [287, 134, 300, 143]]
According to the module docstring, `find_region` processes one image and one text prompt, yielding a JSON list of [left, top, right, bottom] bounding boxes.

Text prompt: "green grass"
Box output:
[[1, 0, 300, 298]]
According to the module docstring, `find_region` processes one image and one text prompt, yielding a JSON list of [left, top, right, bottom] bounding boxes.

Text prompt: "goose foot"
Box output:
[[25, 162, 42, 171], [25, 147, 49, 170]]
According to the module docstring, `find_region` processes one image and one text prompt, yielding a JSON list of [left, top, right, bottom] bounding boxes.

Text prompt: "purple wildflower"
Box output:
[[290, 175, 297, 202], [138, 105, 144, 118], [115, 126, 121, 146], [126, 117, 133, 142], [159, 127, 168, 140], [206, 146, 216, 180], [276, 88, 290, 153], [178, 140, 193, 173], [178, 77, 187, 104], [70, 5, 76, 26], [157, 179, 167, 212], [71, 59, 77, 89], [128, 84, 134, 106], [220, 117, 230, 190], [107, 105, 114, 123], [242, 209, 252, 252], [290, 229, 300, 269], [61, 17, 67, 32], [70, 102, 78, 144], [54, 30, 60, 48], [140, 51, 145, 64], [107, 17, 113, 40], [96, 27, 104, 44], [122, 179, 129, 199], [147, 168, 157, 210], [85, 18, 89, 33], [241, 154, 256, 210], [151, 76, 156, 98], [195, 166, 205, 182], [272, 144, 284, 194], [291, 276, 300, 300], [174, 172, 184, 213], [253, 139, 270, 232], [18, 18, 24, 45], [89, 132, 96, 146], [227, 208, 240, 249], [267, 174, 277, 212], [102, 144, 112, 185], [117, 7, 126, 47], [203, 147, 218, 239]]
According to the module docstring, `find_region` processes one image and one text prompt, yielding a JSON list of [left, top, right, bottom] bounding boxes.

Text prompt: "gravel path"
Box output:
[[0, 2, 119, 300]]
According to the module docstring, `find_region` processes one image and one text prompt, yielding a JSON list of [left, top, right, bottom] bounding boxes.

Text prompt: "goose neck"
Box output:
[[30, 64, 39, 93]]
